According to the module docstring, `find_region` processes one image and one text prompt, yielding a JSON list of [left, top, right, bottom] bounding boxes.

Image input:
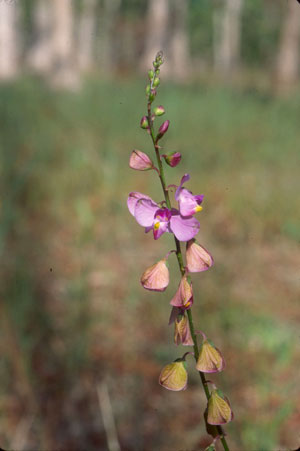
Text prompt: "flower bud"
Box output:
[[129, 150, 154, 171], [140, 116, 149, 129], [157, 120, 170, 140], [170, 274, 193, 310], [148, 69, 154, 80], [205, 444, 216, 451], [159, 360, 188, 391], [141, 259, 169, 291], [196, 338, 225, 373], [207, 388, 233, 425], [154, 105, 165, 116], [162, 151, 181, 168], [153, 77, 160, 87], [174, 315, 194, 346], [145, 84, 151, 95], [149, 89, 157, 102], [186, 240, 214, 273]]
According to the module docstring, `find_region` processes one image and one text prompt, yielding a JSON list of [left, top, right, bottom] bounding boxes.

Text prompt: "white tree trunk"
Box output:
[[275, 0, 300, 92], [51, 0, 79, 89], [213, 0, 243, 76], [0, 0, 18, 80], [140, 0, 169, 73], [77, 0, 97, 73], [27, 0, 54, 74], [168, 0, 190, 81]]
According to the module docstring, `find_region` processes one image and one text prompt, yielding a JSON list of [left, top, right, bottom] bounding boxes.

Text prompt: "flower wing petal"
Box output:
[[170, 210, 200, 241], [135, 199, 158, 227]]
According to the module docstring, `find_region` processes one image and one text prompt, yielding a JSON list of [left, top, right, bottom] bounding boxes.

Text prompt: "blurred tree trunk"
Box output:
[[50, 0, 79, 89], [213, 0, 243, 77], [99, 0, 121, 74], [168, 0, 190, 81], [27, 0, 54, 74], [140, 0, 169, 73], [0, 0, 19, 80], [274, 0, 300, 93], [77, 0, 97, 73]]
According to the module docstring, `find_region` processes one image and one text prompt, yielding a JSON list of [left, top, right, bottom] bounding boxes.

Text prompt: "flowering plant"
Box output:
[[127, 52, 233, 451]]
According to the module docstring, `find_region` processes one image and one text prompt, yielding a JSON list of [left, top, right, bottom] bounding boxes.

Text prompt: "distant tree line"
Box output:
[[0, 0, 300, 92]]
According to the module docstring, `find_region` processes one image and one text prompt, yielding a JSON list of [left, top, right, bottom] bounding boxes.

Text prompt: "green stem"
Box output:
[[147, 103, 230, 451]]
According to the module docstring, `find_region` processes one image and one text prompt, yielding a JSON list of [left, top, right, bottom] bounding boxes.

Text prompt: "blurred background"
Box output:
[[0, 0, 300, 450]]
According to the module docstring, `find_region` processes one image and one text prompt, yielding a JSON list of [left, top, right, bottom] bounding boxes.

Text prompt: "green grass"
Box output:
[[0, 77, 299, 450]]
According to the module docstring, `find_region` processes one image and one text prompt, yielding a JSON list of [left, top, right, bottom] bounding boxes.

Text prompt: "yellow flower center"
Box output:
[[154, 222, 160, 230], [195, 205, 203, 213]]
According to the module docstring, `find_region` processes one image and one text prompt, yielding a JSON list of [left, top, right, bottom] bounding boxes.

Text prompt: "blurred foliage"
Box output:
[[0, 76, 299, 449]]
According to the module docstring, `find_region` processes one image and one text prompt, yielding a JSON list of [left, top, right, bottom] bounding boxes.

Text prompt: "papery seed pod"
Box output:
[[196, 338, 225, 373], [157, 120, 170, 140], [154, 105, 165, 116], [186, 240, 214, 273], [141, 259, 169, 291], [174, 315, 194, 346], [140, 116, 149, 129], [207, 388, 233, 425], [129, 150, 154, 171], [159, 360, 188, 391], [170, 274, 193, 310], [162, 151, 181, 167]]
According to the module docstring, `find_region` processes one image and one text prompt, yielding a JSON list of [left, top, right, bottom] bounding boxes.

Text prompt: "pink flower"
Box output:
[[186, 239, 214, 272], [170, 274, 193, 310], [175, 174, 204, 217], [127, 192, 200, 241], [129, 150, 154, 171]]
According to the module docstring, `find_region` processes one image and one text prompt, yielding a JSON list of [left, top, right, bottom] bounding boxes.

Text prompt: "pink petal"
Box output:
[[135, 199, 158, 227], [127, 192, 153, 216], [169, 210, 200, 241], [175, 173, 190, 201]]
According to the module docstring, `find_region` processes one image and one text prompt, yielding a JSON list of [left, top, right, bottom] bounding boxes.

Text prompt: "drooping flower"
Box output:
[[207, 388, 233, 425], [196, 336, 225, 373], [174, 314, 194, 346], [175, 174, 204, 217], [159, 360, 188, 391], [170, 274, 193, 310], [129, 150, 154, 171], [127, 192, 200, 241], [186, 239, 214, 273], [141, 258, 169, 291], [162, 151, 181, 167]]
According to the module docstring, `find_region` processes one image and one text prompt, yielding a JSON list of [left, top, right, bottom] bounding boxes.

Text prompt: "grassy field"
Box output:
[[0, 77, 299, 450]]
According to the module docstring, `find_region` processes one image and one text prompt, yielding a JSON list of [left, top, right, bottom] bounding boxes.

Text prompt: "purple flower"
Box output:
[[127, 192, 200, 241], [175, 174, 204, 217]]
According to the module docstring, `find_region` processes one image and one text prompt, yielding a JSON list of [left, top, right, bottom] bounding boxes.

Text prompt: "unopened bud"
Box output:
[[162, 151, 181, 168], [196, 338, 225, 373], [140, 116, 149, 129], [207, 388, 233, 425], [153, 77, 160, 87], [129, 150, 154, 171], [157, 120, 170, 140], [148, 69, 154, 80], [141, 258, 169, 291], [159, 360, 188, 391], [145, 84, 151, 95], [149, 89, 157, 102], [154, 105, 165, 116], [186, 240, 214, 273]]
